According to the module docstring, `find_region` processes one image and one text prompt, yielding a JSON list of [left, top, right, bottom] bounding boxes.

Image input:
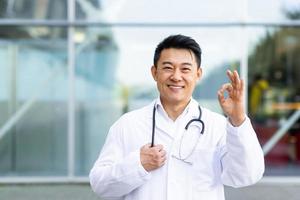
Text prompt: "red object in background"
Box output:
[[254, 123, 290, 166], [294, 133, 300, 163]]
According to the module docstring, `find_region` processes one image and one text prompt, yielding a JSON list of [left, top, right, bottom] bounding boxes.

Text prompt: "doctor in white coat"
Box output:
[[90, 34, 265, 200]]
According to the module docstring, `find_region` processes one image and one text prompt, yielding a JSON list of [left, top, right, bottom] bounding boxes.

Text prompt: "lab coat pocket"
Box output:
[[191, 148, 221, 191]]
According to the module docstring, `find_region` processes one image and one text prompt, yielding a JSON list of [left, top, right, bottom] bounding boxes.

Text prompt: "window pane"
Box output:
[[74, 25, 123, 175], [248, 0, 300, 21], [248, 26, 300, 176], [0, 0, 67, 19], [76, 0, 245, 22], [0, 26, 68, 176]]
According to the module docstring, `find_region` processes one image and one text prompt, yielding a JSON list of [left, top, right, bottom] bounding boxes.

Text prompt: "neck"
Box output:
[[160, 98, 191, 121]]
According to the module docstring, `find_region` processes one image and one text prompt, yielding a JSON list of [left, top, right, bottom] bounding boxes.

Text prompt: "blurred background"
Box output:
[[0, 0, 300, 199]]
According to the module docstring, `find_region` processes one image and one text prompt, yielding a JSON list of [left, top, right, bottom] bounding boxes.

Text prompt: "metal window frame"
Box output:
[[67, 0, 76, 181], [1, 19, 300, 27]]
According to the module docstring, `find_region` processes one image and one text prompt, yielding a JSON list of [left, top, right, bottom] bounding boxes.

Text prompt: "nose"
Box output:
[[170, 68, 182, 81]]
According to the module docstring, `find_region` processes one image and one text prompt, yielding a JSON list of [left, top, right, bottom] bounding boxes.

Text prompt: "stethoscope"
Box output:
[[150, 103, 205, 162]]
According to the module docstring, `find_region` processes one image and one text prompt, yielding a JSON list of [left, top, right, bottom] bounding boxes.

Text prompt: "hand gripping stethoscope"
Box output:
[[150, 104, 205, 162]]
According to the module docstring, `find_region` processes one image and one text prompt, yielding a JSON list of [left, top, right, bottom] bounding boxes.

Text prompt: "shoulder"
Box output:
[[202, 107, 226, 122], [123, 102, 153, 121], [201, 107, 227, 132], [199, 107, 228, 146], [110, 101, 153, 131]]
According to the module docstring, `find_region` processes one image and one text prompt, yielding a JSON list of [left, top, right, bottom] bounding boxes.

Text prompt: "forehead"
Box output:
[[158, 48, 197, 64]]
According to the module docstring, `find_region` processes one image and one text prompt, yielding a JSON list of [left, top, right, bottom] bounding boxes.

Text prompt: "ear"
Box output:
[[196, 67, 203, 81], [151, 65, 158, 81]]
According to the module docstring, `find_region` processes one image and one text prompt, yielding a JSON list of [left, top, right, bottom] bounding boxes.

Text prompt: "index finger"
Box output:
[[141, 143, 152, 150], [153, 144, 164, 151], [227, 70, 242, 89]]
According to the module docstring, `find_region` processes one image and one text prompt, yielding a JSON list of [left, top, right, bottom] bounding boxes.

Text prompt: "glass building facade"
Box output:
[[0, 0, 300, 181]]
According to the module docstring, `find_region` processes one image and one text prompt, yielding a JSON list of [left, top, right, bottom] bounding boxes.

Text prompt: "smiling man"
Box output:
[[151, 48, 202, 121], [90, 34, 264, 200]]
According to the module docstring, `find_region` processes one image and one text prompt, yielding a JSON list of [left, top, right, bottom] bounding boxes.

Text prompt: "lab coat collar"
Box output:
[[186, 98, 202, 119], [154, 97, 200, 120], [152, 97, 201, 139]]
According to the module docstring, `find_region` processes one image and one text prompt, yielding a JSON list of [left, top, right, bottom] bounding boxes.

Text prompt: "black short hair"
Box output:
[[153, 34, 202, 68]]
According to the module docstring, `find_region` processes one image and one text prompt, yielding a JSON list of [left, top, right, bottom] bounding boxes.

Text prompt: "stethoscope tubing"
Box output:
[[151, 104, 204, 147], [151, 106, 156, 147]]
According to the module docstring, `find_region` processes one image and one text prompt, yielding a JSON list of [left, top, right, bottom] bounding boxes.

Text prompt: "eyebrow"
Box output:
[[162, 61, 192, 66], [162, 61, 173, 65], [182, 62, 192, 66]]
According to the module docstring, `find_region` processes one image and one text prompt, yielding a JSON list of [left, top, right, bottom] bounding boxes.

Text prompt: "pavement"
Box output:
[[1, 182, 300, 200]]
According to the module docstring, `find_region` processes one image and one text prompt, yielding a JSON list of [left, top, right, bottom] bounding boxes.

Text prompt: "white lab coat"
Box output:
[[90, 98, 264, 200]]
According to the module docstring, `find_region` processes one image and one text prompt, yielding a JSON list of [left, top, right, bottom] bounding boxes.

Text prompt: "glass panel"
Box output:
[[74, 25, 123, 175], [0, 0, 67, 19], [74, 26, 243, 175], [248, 27, 300, 176], [247, 0, 300, 21], [76, 0, 245, 22], [0, 26, 68, 176]]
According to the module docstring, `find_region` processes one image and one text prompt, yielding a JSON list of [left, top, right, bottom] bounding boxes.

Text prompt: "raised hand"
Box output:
[[217, 70, 246, 126]]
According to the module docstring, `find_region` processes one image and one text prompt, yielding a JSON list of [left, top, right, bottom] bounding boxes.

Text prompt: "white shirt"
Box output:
[[90, 98, 265, 200]]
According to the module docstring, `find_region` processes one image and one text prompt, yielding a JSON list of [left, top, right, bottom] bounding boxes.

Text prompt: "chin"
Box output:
[[167, 97, 186, 104]]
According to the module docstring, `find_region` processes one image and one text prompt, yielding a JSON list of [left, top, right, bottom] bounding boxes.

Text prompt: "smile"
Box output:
[[167, 85, 184, 89]]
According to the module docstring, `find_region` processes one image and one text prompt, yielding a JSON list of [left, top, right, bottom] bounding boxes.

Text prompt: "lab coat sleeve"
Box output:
[[220, 116, 265, 187], [89, 122, 151, 199]]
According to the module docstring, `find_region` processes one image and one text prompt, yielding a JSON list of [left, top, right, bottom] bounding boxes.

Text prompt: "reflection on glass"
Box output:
[[0, 26, 68, 176], [75, 0, 245, 22], [0, 0, 67, 19], [247, 0, 300, 21], [248, 27, 300, 176], [74, 24, 122, 175]]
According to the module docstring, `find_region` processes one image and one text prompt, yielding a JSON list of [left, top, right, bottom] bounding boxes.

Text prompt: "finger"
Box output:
[[146, 143, 152, 147], [233, 70, 240, 79], [160, 150, 167, 157], [141, 143, 151, 150], [218, 83, 234, 101], [221, 83, 233, 93], [226, 70, 235, 84], [229, 70, 238, 89], [159, 153, 167, 162], [217, 84, 226, 100], [154, 151, 167, 161], [154, 144, 164, 151], [158, 158, 166, 167], [160, 156, 167, 165], [218, 84, 228, 102], [233, 70, 241, 89], [217, 89, 224, 103]]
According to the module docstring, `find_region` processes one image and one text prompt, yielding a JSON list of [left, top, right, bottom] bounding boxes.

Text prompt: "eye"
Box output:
[[162, 66, 173, 70], [182, 67, 191, 73]]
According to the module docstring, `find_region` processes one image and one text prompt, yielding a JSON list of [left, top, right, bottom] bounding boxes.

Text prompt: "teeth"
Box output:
[[169, 85, 183, 88]]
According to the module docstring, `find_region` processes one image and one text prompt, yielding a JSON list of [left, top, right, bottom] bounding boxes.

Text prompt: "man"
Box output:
[[90, 34, 264, 200]]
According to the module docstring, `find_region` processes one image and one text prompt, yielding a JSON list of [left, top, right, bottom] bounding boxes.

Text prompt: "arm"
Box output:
[[217, 70, 265, 187], [89, 122, 151, 199], [219, 117, 265, 187]]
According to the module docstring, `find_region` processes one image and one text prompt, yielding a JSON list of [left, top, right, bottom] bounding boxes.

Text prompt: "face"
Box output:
[[151, 48, 202, 107]]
